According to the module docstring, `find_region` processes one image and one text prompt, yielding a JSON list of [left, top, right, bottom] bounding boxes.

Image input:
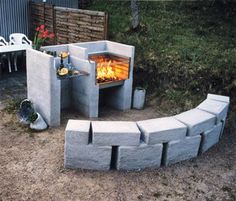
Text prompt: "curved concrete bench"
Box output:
[[64, 94, 230, 170]]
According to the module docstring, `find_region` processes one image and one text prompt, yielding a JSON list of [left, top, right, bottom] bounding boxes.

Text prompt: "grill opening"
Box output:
[[89, 53, 130, 85]]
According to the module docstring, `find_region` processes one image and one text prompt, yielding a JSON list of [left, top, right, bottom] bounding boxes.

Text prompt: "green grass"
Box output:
[[88, 1, 236, 110]]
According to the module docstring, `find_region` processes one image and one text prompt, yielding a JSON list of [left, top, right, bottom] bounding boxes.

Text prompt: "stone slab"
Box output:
[[65, 120, 91, 145], [197, 99, 229, 123], [106, 40, 135, 58], [207, 93, 230, 103], [117, 142, 163, 170], [64, 144, 112, 170], [92, 121, 141, 146], [137, 117, 187, 144], [200, 123, 222, 153], [27, 49, 60, 127], [164, 135, 201, 166], [174, 109, 216, 136], [61, 79, 71, 109]]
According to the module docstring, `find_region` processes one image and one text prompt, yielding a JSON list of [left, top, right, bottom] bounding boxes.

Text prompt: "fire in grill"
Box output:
[[89, 53, 130, 84]]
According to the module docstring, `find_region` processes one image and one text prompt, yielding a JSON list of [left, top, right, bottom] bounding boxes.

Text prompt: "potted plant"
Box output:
[[19, 99, 35, 124], [29, 111, 47, 131], [18, 99, 47, 130], [133, 86, 146, 109], [33, 25, 55, 50]]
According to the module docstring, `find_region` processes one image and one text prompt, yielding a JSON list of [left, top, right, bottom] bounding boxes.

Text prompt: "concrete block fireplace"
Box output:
[[71, 41, 134, 118], [26, 41, 135, 126]]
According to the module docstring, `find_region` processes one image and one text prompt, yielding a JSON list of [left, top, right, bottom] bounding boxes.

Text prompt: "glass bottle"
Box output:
[[59, 54, 64, 70]]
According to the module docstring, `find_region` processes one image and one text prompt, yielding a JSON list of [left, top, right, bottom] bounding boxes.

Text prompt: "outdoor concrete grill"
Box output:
[[71, 41, 134, 116], [26, 41, 135, 126]]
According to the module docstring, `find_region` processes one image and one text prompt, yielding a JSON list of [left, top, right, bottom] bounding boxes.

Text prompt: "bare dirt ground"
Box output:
[[0, 72, 235, 201]]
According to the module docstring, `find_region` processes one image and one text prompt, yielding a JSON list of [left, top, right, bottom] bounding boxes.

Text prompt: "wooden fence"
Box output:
[[30, 1, 108, 45]]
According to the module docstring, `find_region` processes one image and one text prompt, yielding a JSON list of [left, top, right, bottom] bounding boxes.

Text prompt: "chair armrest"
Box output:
[[23, 36, 32, 46], [9, 38, 15, 45]]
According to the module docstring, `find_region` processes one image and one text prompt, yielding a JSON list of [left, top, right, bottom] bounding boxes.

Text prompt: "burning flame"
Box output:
[[97, 60, 117, 82], [90, 56, 118, 83], [90, 55, 129, 84]]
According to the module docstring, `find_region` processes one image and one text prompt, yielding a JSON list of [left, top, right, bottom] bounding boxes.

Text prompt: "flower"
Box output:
[[49, 33, 55, 39], [40, 25, 45, 30], [33, 24, 55, 50], [43, 30, 49, 38]]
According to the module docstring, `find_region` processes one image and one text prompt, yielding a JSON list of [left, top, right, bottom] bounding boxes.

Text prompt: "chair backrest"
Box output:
[[9, 33, 32, 45], [0, 36, 8, 46]]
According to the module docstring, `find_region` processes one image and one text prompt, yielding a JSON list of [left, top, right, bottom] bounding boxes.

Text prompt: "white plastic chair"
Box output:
[[9, 33, 32, 71], [0, 36, 12, 73], [0, 36, 8, 46], [9, 33, 32, 46]]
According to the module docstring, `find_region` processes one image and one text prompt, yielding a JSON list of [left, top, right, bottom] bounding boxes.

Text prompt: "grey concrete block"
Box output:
[[137, 117, 187, 144], [73, 41, 106, 54], [200, 123, 222, 153], [61, 79, 71, 109], [106, 40, 135, 58], [92, 121, 141, 146], [64, 144, 112, 170], [105, 78, 133, 111], [197, 99, 229, 123], [207, 93, 230, 103], [41, 44, 68, 55], [65, 120, 91, 145], [27, 49, 60, 127], [69, 44, 88, 60], [164, 135, 201, 166], [174, 109, 216, 136], [133, 88, 146, 109], [117, 142, 163, 170], [70, 59, 99, 118]]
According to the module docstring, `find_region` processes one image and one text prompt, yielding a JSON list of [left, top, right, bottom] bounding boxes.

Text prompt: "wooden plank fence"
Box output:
[[30, 1, 108, 45]]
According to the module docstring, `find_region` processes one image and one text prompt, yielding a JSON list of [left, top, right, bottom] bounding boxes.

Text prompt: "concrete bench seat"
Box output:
[[64, 94, 230, 171]]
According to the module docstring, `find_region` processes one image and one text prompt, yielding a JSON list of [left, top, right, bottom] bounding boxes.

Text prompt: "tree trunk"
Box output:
[[131, 0, 140, 30]]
